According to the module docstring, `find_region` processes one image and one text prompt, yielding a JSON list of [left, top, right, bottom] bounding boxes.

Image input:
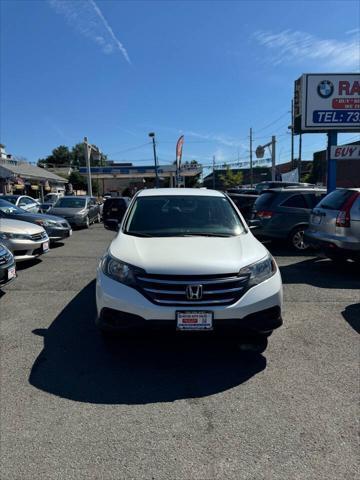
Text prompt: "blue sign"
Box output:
[[313, 110, 360, 124]]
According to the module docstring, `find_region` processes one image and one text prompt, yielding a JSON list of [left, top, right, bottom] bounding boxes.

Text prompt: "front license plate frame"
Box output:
[[42, 241, 49, 252], [7, 266, 16, 280], [176, 311, 214, 331]]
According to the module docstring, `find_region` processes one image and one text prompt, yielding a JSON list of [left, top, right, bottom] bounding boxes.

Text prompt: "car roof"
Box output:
[[264, 187, 326, 193], [137, 188, 225, 197]]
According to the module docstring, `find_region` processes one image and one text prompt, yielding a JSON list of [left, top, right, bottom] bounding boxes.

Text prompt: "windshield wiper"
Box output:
[[177, 232, 233, 237], [127, 231, 152, 237]]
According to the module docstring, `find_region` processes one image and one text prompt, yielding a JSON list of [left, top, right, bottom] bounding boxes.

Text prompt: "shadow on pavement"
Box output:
[[49, 242, 65, 249], [29, 281, 266, 404], [280, 257, 360, 290], [342, 304, 360, 334], [16, 258, 42, 271]]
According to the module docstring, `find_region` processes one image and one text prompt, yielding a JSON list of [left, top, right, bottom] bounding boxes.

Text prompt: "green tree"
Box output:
[[37, 142, 107, 168], [67, 171, 99, 195], [38, 145, 72, 168], [219, 166, 243, 188]]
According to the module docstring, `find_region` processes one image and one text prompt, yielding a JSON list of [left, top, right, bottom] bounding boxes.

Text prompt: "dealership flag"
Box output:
[[176, 135, 184, 170]]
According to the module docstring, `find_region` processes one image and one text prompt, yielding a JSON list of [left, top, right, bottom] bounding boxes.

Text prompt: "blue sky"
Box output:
[[1, 0, 359, 174]]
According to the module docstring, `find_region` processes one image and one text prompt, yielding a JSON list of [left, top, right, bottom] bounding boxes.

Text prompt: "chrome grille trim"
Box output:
[[136, 272, 249, 306], [137, 275, 247, 285], [153, 298, 236, 305]]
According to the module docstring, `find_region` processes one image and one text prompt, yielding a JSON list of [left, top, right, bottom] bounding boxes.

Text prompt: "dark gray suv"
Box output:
[[249, 187, 327, 250]]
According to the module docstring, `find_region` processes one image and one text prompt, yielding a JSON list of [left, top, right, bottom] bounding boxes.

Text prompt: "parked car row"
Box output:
[[247, 186, 360, 261], [0, 195, 104, 289]]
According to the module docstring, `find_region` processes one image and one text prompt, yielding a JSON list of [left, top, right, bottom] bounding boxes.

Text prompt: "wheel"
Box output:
[[84, 216, 90, 229], [289, 226, 309, 251]]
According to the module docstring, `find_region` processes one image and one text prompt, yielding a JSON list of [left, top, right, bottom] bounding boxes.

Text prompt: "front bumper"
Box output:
[[96, 269, 283, 334], [46, 226, 72, 241], [0, 260, 16, 287], [62, 216, 87, 227], [2, 238, 50, 262]]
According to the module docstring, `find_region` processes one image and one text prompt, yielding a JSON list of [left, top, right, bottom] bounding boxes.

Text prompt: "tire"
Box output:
[[84, 216, 90, 229], [289, 226, 309, 251]]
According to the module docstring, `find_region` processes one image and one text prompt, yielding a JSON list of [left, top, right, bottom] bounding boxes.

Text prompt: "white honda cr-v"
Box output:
[[96, 188, 283, 350]]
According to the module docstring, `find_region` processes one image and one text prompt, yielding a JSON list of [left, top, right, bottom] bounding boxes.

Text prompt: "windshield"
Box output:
[[0, 198, 25, 214], [1, 196, 17, 205], [125, 195, 245, 237], [44, 194, 58, 202], [55, 198, 86, 208], [318, 189, 355, 210]]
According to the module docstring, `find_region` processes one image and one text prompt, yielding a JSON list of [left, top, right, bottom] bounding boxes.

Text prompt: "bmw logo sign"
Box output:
[[317, 80, 334, 98]]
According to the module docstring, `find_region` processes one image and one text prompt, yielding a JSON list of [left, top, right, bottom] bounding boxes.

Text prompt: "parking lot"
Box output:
[[0, 224, 359, 480]]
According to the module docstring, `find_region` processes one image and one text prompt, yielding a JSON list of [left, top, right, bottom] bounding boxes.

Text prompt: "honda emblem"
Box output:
[[186, 285, 203, 300]]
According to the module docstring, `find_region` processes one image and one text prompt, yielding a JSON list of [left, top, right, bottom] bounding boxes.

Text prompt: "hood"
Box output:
[[109, 232, 268, 275], [0, 218, 45, 235], [1, 212, 67, 223], [48, 207, 86, 217]]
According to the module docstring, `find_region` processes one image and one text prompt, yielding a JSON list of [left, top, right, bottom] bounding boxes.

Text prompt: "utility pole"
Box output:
[[83, 136, 92, 197], [271, 135, 276, 181], [291, 100, 294, 169], [249, 127, 253, 188], [298, 132, 302, 181], [148, 132, 159, 188], [212, 155, 216, 189]]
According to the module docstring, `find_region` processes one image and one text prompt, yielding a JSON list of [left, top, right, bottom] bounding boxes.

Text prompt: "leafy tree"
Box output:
[[219, 166, 243, 188], [67, 171, 99, 195], [37, 143, 107, 168]]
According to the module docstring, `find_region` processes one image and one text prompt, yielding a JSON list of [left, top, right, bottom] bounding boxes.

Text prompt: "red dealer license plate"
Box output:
[[176, 311, 213, 331]]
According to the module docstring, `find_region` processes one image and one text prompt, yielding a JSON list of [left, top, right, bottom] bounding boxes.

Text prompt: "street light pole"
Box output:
[[83, 136, 92, 197], [149, 132, 159, 188]]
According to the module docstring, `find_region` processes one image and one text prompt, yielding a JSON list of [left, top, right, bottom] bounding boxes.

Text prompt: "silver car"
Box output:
[[305, 188, 360, 262], [0, 218, 49, 262], [49, 196, 101, 228]]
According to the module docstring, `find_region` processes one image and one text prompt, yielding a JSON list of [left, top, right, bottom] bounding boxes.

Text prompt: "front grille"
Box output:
[[136, 272, 249, 306], [30, 231, 47, 241]]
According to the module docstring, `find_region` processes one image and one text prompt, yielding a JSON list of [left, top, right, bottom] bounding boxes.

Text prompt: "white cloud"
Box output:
[[253, 29, 360, 69], [184, 130, 246, 148], [49, 0, 130, 63]]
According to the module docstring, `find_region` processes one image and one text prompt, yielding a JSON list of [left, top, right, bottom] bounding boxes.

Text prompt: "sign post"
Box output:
[[326, 131, 338, 193]]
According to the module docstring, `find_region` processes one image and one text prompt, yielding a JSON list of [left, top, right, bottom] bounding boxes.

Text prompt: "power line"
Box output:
[[254, 111, 290, 134]]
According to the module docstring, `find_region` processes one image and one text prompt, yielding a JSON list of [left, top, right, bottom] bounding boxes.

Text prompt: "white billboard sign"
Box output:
[[301, 73, 360, 132], [330, 144, 360, 160]]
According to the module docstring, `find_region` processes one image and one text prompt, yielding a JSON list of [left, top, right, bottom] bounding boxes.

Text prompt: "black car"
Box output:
[[227, 193, 259, 222], [0, 198, 72, 242], [0, 243, 16, 287], [103, 197, 131, 230], [249, 187, 327, 250]]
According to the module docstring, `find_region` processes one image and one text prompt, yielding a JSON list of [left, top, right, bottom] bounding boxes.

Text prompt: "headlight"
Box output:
[[239, 254, 276, 287], [76, 209, 87, 216], [0, 232, 31, 240], [102, 254, 143, 286], [35, 219, 58, 227]]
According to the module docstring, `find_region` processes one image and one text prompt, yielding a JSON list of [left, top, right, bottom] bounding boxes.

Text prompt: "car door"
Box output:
[[88, 198, 97, 222], [276, 193, 310, 235]]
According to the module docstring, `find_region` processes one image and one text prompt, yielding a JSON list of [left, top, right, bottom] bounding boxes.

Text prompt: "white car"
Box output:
[[1, 195, 40, 213], [96, 188, 283, 350]]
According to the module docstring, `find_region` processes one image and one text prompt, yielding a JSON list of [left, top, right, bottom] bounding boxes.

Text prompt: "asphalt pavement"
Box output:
[[0, 224, 359, 480]]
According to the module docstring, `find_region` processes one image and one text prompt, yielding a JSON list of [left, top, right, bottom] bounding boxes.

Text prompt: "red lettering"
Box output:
[[339, 81, 350, 95], [335, 148, 342, 157]]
